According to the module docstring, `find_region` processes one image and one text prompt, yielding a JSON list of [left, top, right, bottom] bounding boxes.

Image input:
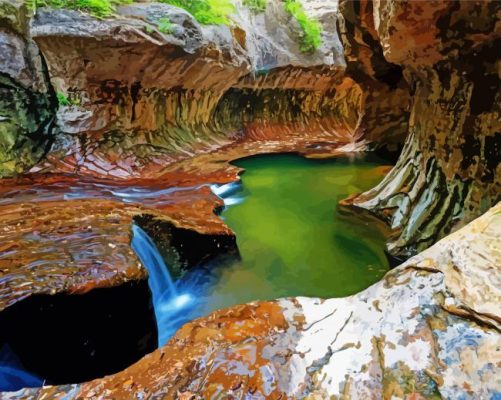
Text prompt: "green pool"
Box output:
[[186, 153, 391, 316]]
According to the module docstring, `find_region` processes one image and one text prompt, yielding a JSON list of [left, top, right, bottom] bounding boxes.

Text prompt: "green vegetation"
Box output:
[[56, 92, 80, 106], [284, 0, 322, 53], [243, 0, 266, 13], [157, 17, 174, 33], [26, 0, 235, 23], [25, 0, 132, 18], [159, 0, 235, 25], [56, 92, 71, 106]]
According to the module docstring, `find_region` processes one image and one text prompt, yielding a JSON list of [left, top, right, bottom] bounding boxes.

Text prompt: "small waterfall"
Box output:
[[131, 224, 177, 300], [210, 181, 244, 207], [131, 224, 192, 346], [130, 181, 244, 346]]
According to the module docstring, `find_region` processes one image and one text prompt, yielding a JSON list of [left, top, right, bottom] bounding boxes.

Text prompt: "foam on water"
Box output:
[[131, 224, 196, 346], [210, 181, 244, 207]]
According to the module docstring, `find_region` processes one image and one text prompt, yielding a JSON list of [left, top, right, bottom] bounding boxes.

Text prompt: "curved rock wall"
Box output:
[[337, 0, 411, 149], [0, 0, 496, 265], [17, 0, 410, 179], [346, 0, 501, 257], [27, 2, 336, 178]]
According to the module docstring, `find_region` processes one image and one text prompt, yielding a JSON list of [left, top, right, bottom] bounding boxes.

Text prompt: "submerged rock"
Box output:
[[6, 203, 499, 399]]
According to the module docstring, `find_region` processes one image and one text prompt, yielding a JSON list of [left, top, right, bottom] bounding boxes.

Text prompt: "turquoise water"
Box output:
[[173, 154, 390, 321], [132, 153, 391, 346]]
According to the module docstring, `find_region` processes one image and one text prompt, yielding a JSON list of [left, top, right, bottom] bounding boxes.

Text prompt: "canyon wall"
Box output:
[[1, 0, 498, 257], [1, 0, 410, 179], [0, 2, 499, 396], [0, 1, 54, 177], [345, 0, 500, 257], [31, 2, 351, 178]]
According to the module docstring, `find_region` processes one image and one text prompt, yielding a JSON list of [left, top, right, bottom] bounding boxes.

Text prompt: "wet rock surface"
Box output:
[[6, 203, 499, 399], [0, 172, 240, 310], [0, 198, 149, 310]]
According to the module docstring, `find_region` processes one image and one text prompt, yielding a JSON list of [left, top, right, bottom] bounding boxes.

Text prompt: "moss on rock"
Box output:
[[0, 75, 53, 177]]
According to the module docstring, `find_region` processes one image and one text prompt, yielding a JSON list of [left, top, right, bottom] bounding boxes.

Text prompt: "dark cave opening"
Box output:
[[0, 279, 157, 391]]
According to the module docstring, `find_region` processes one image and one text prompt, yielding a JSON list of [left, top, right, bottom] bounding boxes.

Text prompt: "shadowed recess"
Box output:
[[0, 281, 157, 391]]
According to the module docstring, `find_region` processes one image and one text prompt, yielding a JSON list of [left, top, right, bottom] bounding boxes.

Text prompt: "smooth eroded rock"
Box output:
[[7, 203, 499, 399], [345, 0, 500, 257]]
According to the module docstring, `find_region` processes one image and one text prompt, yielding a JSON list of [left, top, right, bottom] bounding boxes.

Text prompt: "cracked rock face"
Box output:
[[8, 203, 500, 399]]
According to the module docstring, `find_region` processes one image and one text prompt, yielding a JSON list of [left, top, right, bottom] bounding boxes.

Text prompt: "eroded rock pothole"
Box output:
[[0, 280, 156, 390]]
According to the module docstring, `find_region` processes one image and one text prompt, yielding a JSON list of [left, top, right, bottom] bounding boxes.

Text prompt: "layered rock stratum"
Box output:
[[2, 0, 410, 179], [345, 0, 501, 257]]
